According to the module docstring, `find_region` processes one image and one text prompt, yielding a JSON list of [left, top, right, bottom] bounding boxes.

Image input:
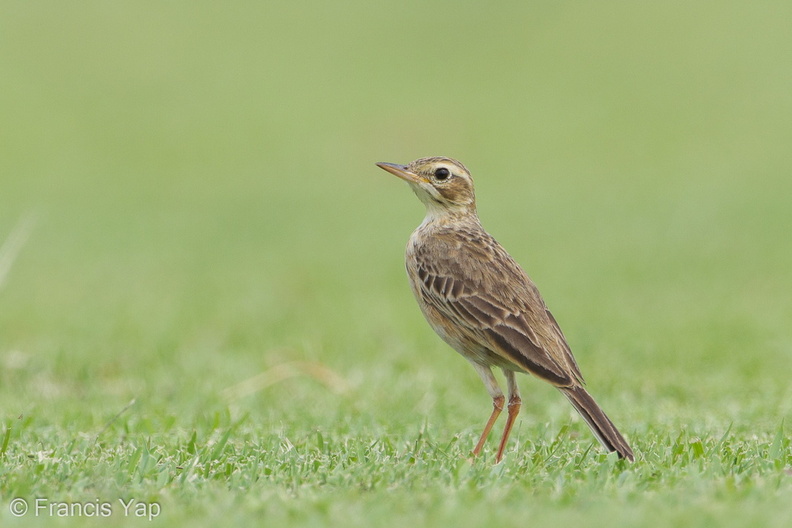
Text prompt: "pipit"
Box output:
[[376, 156, 634, 463]]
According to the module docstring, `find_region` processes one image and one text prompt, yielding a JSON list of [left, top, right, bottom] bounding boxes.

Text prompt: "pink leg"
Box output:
[[495, 370, 522, 463], [470, 363, 505, 457], [473, 395, 505, 456]]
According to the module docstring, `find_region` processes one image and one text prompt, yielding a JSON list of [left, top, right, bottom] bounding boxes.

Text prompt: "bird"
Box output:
[[375, 156, 634, 463]]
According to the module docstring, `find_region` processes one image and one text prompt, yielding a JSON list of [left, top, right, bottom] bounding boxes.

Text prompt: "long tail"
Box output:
[[559, 385, 635, 462]]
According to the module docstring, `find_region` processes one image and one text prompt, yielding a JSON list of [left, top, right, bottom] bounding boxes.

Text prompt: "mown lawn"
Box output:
[[1, 2, 791, 526]]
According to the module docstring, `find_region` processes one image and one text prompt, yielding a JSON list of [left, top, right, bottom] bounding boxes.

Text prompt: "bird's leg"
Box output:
[[495, 369, 522, 463], [470, 363, 505, 457], [473, 396, 504, 456]]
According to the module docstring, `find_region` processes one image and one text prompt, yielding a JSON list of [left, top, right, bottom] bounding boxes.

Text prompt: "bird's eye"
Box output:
[[434, 167, 451, 181]]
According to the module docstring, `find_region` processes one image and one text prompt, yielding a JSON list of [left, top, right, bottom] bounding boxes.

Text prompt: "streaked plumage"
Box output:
[[376, 156, 634, 462]]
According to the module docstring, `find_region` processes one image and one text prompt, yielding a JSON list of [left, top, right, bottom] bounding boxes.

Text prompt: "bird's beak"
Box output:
[[376, 162, 428, 184]]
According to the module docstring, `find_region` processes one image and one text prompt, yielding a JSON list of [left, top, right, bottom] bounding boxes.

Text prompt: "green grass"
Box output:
[[1, 1, 792, 526]]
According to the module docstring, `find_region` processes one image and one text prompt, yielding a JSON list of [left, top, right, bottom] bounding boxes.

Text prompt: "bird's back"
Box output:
[[406, 216, 585, 386]]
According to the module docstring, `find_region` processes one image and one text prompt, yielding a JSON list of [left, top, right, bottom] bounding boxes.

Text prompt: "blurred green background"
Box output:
[[1, 1, 791, 525]]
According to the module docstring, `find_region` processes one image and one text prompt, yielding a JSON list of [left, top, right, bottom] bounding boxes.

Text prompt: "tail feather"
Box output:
[[559, 385, 634, 462]]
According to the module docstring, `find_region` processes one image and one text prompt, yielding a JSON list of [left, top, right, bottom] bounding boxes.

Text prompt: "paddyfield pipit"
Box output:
[[376, 156, 634, 463]]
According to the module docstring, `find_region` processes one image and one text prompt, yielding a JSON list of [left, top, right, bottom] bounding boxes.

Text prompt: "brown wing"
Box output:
[[411, 226, 584, 387]]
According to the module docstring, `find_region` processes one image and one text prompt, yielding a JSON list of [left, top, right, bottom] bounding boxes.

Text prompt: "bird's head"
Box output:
[[376, 157, 476, 216]]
